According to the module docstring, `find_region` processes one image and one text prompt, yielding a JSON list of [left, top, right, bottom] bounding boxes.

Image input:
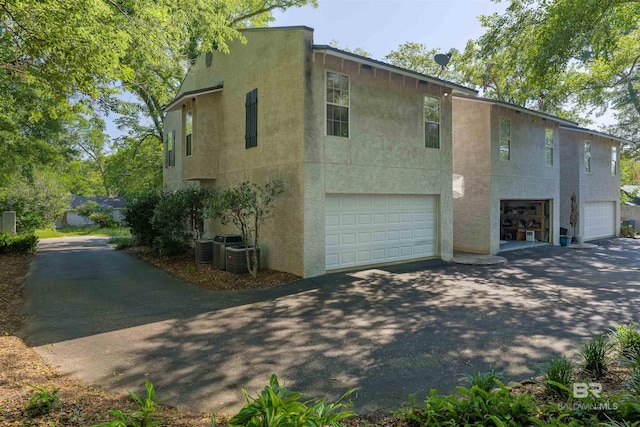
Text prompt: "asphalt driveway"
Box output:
[[19, 236, 640, 415]]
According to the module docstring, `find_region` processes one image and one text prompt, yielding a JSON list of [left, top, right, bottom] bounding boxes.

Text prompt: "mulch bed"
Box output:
[[123, 246, 301, 290]]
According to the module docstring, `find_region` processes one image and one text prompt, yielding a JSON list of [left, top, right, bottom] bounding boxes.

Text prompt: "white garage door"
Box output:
[[325, 194, 438, 270], [584, 201, 616, 240]]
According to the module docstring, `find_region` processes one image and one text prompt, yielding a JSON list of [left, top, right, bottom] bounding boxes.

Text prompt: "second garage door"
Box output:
[[584, 201, 616, 240], [325, 194, 438, 271]]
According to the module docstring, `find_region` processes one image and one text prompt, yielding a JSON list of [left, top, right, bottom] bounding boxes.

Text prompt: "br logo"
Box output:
[[573, 382, 602, 399]]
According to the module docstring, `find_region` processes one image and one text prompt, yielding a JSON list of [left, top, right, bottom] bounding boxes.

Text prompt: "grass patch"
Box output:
[[36, 225, 131, 239]]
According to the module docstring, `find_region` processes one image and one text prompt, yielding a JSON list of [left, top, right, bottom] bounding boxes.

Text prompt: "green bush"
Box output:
[[0, 233, 38, 254], [401, 381, 536, 427], [613, 323, 640, 358], [123, 191, 161, 247], [462, 366, 504, 392], [76, 200, 118, 228], [150, 187, 214, 256], [579, 334, 614, 379], [227, 374, 354, 427], [542, 357, 574, 398]]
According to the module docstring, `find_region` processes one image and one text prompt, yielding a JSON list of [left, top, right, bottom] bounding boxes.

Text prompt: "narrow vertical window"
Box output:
[[499, 117, 510, 161], [545, 128, 554, 166], [165, 130, 175, 167], [326, 72, 349, 137], [424, 96, 440, 149], [185, 111, 193, 157], [584, 140, 591, 173], [245, 88, 258, 148], [611, 146, 618, 176]]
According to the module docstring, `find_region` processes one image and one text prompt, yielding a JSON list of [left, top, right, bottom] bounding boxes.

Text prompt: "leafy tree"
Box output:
[[151, 187, 214, 255], [621, 150, 640, 187], [385, 42, 458, 79], [329, 39, 372, 58], [209, 180, 283, 278], [474, 0, 640, 142], [69, 115, 113, 196], [103, 136, 163, 198], [0, 170, 70, 232], [1, 0, 317, 199], [123, 191, 161, 247], [75, 200, 116, 228]]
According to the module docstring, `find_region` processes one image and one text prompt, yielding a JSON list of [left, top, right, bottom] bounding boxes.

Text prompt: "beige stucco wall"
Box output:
[[452, 97, 561, 254], [452, 99, 492, 253], [559, 128, 620, 238], [621, 205, 640, 224], [163, 27, 312, 276], [303, 53, 456, 277]]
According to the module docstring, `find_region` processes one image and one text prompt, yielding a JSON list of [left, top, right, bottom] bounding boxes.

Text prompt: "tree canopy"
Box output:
[[0, 0, 316, 226], [385, 0, 640, 146]]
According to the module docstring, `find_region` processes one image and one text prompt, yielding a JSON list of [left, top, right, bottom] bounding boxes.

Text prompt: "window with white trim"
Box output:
[[499, 117, 510, 161], [326, 72, 349, 137], [424, 96, 440, 149], [545, 128, 554, 166], [185, 111, 193, 157], [611, 146, 617, 176], [584, 140, 591, 173]]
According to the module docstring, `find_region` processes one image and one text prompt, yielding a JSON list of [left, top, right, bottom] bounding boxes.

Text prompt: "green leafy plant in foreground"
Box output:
[[580, 333, 614, 379], [613, 324, 640, 358], [461, 366, 504, 392], [93, 380, 163, 427], [541, 357, 574, 398], [226, 374, 354, 427], [25, 384, 60, 417], [401, 381, 536, 427], [0, 233, 38, 254]]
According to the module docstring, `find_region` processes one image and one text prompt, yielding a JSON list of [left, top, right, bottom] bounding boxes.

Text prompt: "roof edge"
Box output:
[[453, 93, 578, 127], [313, 45, 477, 95], [163, 84, 224, 113], [558, 125, 629, 145]]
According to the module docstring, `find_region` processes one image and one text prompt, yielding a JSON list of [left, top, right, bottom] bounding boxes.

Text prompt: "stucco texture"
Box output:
[[452, 97, 561, 254]]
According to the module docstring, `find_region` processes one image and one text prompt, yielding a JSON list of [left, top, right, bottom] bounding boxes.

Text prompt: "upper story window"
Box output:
[[185, 111, 193, 157], [545, 128, 554, 166], [499, 117, 511, 161], [424, 96, 440, 149], [611, 146, 618, 176], [584, 140, 591, 173], [326, 71, 349, 138], [245, 88, 258, 148], [164, 130, 175, 167]]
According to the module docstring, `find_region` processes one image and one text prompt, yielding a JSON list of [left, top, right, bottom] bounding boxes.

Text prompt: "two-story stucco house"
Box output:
[[559, 126, 622, 241], [162, 26, 476, 278], [452, 94, 576, 254], [452, 94, 622, 255]]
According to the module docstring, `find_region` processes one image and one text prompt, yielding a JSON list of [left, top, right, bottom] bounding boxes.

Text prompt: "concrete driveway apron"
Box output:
[[20, 236, 640, 415]]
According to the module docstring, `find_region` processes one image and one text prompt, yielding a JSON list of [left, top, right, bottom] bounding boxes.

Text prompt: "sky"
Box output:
[[271, 0, 508, 61]]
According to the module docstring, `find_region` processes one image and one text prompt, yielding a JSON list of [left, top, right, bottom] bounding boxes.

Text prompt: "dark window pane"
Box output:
[[425, 123, 439, 148], [327, 105, 349, 138]]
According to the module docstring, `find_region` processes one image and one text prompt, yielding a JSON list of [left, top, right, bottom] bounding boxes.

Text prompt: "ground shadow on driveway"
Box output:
[[19, 236, 640, 415]]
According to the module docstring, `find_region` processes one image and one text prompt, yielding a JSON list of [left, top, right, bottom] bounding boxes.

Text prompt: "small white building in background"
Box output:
[[56, 196, 126, 228]]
